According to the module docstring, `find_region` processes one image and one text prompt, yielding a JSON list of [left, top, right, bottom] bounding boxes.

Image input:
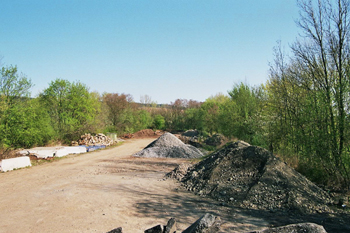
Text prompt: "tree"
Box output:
[[40, 79, 100, 141], [227, 83, 266, 145], [267, 0, 350, 188], [0, 65, 32, 107], [140, 94, 157, 107], [0, 65, 35, 148], [1, 98, 53, 148], [103, 93, 133, 131], [153, 114, 165, 130]]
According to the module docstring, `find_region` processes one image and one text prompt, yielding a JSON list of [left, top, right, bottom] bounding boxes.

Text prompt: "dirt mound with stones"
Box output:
[[133, 132, 204, 159], [180, 141, 333, 214], [133, 129, 159, 138]]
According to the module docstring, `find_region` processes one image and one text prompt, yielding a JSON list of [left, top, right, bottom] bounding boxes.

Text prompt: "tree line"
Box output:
[[1, 0, 350, 190]]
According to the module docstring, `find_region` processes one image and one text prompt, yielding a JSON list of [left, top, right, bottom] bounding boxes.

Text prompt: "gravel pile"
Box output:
[[133, 133, 204, 159], [179, 141, 333, 214]]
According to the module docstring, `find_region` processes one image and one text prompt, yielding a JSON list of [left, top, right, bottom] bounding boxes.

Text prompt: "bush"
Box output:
[[1, 99, 54, 148], [153, 114, 165, 130]]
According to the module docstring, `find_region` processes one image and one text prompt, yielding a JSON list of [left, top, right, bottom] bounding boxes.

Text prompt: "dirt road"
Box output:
[[0, 138, 269, 233]]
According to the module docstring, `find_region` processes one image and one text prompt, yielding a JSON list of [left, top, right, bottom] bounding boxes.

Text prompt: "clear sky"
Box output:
[[0, 0, 300, 104]]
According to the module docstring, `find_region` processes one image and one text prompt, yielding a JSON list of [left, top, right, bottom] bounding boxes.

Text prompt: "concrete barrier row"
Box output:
[[1, 145, 103, 172]]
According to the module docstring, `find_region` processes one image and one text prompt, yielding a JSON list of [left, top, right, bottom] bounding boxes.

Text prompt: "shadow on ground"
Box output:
[[96, 157, 350, 233]]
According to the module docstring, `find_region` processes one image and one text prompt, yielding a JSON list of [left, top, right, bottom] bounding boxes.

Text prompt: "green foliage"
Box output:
[[1, 99, 53, 148], [184, 107, 203, 131], [134, 110, 153, 131], [40, 79, 100, 142], [0, 65, 47, 149], [0, 65, 33, 106], [153, 114, 165, 130], [199, 99, 220, 135], [265, 0, 350, 189]]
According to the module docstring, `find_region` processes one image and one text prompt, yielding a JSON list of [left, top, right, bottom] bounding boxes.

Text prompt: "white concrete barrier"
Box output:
[[63, 146, 87, 154], [54, 148, 69, 157], [27, 148, 55, 159], [0, 156, 31, 172], [54, 147, 87, 157], [18, 146, 88, 160]]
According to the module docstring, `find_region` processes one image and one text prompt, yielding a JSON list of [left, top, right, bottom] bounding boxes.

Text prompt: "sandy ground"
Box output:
[[0, 138, 273, 233]]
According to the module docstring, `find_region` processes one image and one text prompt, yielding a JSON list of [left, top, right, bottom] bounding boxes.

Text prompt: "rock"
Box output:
[[248, 222, 327, 233], [106, 227, 123, 233], [71, 141, 79, 146], [145, 224, 163, 233], [164, 218, 176, 233], [182, 213, 221, 233], [231, 140, 250, 148]]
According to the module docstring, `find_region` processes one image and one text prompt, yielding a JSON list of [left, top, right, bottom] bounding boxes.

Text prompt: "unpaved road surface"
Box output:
[[0, 138, 269, 233], [2, 138, 345, 233]]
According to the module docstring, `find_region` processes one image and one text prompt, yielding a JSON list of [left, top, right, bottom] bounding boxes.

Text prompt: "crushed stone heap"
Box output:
[[133, 132, 204, 159], [180, 141, 333, 214]]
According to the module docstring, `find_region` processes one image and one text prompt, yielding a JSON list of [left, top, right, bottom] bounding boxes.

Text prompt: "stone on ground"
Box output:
[[248, 222, 327, 233], [182, 213, 221, 233], [106, 227, 123, 233], [164, 217, 176, 233], [144, 224, 163, 233]]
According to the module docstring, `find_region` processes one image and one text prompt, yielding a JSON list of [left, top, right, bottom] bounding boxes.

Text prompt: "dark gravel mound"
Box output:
[[180, 142, 333, 214], [182, 129, 200, 137], [204, 133, 227, 146], [133, 133, 204, 159]]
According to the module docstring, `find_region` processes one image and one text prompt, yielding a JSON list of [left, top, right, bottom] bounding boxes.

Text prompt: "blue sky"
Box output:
[[1, 0, 300, 104]]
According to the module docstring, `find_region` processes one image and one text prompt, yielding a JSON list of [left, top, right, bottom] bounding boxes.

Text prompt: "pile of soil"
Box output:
[[133, 132, 204, 159], [133, 129, 158, 138], [179, 141, 333, 214]]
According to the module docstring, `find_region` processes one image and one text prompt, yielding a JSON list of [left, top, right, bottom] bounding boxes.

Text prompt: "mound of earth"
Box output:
[[180, 141, 333, 214], [133, 129, 157, 138], [133, 133, 204, 159]]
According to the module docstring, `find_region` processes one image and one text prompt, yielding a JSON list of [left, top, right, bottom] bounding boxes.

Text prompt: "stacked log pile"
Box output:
[[72, 133, 115, 146]]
